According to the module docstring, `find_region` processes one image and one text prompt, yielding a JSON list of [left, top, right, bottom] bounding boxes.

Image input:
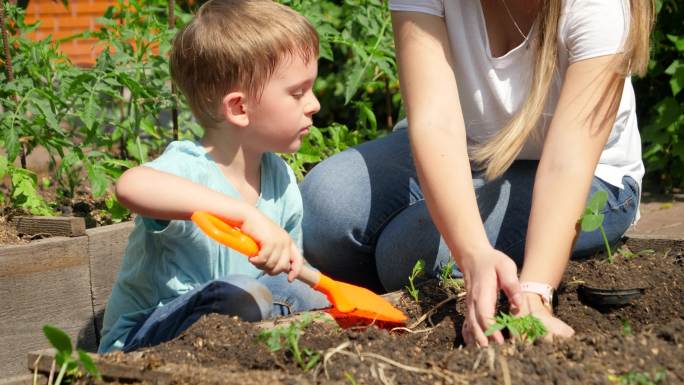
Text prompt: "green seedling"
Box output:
[[345, 372, 358, 385], [618, 245, 656, 260], [580, 191, 614, 263], [258, 316, 320, 371], [42, 325, 101, 385], [608, 369, 666, 385], [405, 259, 426, 301], [439, 260, 464, 290], [484, 313, 548, 343], [621, 319, 633, 336]]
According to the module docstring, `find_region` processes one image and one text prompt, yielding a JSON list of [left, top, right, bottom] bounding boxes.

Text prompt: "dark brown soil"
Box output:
[[0, 216, 27, 245], [89, 240, 684, 385]]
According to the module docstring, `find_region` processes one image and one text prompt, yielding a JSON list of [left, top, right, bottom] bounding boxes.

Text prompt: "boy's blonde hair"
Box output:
[[170, 0, 319, 129]]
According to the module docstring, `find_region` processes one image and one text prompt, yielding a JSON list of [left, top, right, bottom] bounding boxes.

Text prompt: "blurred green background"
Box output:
[[0, 0, 682, 219]]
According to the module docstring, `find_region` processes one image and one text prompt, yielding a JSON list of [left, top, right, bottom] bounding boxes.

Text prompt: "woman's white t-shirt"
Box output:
[[389, 0, 644, 194]]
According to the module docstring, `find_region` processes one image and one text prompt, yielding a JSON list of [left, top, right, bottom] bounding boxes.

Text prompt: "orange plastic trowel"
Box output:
[[191, 211, 407, 324]]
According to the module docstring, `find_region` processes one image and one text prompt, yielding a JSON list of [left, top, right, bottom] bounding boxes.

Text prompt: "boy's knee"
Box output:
[[209, 276, 273, 321]]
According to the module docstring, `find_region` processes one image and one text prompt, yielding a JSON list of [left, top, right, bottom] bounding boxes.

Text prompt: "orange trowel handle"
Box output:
[[191, 211, 322, 287], [191, 212, 260, 257]]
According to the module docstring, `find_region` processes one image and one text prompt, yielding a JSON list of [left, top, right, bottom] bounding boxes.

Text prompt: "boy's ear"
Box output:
[[220, 92, 249, 127]]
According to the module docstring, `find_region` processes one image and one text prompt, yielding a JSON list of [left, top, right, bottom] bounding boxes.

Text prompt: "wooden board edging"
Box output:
[[11, 216, 86, 237]]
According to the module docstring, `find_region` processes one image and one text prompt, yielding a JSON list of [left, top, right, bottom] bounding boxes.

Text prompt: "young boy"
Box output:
[[98, 0, 328, 353]]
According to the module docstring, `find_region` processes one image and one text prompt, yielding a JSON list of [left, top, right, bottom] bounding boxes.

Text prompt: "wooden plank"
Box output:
[[87, 222, 134, 340], [0, 245, 96, 377], [0, 236, 88, 277], [28, 349, 173, 384], [0, 375, 33, 385], [11, 216, 85, 237]]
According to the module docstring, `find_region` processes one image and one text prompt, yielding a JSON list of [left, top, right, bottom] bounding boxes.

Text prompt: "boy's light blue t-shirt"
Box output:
[[99, 141, 303, 353]]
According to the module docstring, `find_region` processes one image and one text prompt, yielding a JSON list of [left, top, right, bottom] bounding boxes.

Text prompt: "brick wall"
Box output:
[[24, 0, 115, 66]]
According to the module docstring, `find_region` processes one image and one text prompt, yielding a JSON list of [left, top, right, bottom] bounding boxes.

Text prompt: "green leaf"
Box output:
[[0, 156, 8, 179], [667, 34, 684, 52], [581, 213, 604, 232], [86, 162, 110, 198], [670, 66, 684, 96], [484, 322, 506, 336], [77, 349, 101, 378], [586, 191, 608, 214], [344, 62, 365, 105], [43, 325, 72, 355]]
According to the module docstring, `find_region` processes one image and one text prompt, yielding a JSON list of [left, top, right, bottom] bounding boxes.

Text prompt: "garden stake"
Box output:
[[192, 211, 407, 324], [168, 0, 179, 140], [0, 1, 27, 168]]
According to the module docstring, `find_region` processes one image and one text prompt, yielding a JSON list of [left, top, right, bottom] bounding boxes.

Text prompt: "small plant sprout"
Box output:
[[484, 313, 548, 343], [257, 316, 321, 371], [42, 325, 101, 385], [608, 369, 666, 385], [618, 245, 656, 260], [580, 191, 614, 263], [439, 260, 464, 290], [405, 259, 426, 302], [345, 372, 359, 385], [621, 319, 632, 336]]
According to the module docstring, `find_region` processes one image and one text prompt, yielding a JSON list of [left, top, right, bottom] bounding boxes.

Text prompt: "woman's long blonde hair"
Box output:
[[472, 0, 655, 181]]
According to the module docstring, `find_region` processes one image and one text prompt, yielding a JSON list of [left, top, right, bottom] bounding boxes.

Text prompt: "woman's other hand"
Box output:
[[513, 292, 575, 341]]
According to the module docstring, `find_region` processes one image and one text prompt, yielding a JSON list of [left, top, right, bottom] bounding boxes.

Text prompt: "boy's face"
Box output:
[[246, 54, 320, 153]]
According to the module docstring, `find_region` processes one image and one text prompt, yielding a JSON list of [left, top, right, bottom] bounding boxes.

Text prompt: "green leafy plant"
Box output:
[[42, 325, 101, 384], [405, 259, 425, 302], [634, 0, 684, 192], [257, 316, 321, 371], [438, 260, 464, 290], [484, 313, 548, 343], [0, 156, 54, 215], [580, 191, 614, 263], [608, 369, 666, 385]]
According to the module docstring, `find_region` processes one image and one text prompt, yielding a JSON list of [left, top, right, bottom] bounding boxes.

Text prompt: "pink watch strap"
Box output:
[[520, 281, 554, 308]]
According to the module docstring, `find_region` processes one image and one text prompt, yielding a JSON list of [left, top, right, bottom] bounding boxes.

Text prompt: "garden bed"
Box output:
[[27, 237, 684, 385], [0, 220, 134, 379]]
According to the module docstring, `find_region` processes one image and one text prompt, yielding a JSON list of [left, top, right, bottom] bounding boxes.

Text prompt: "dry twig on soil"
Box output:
[[323, 340, 467, 384]]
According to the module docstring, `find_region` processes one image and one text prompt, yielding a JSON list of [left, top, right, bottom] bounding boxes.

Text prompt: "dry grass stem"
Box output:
[[499, 353, 511, 385], [32, 354, 42, 385], [408, 295, 457, 329], [324, 340, 465, 384], [47, 359, 56, 385], [323, 340, 352, 379], [389, 326, 435, 334]]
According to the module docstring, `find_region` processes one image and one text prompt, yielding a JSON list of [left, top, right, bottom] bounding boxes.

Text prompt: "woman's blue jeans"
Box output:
[[122, 273, 329, 352], [300, 129, 639, 293]]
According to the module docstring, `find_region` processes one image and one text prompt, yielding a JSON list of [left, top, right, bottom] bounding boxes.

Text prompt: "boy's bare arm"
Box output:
[[116, 166, 304, 279], [115, 166, 251, 224]]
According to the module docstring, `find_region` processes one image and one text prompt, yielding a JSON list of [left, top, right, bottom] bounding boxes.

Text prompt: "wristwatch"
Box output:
[[520, 281, 554, 311]]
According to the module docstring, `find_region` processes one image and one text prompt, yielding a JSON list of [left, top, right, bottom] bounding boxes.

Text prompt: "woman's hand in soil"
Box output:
[[240, 209, 303, 282], [461, 248, 522, 347], [513, 293, 575, 340]]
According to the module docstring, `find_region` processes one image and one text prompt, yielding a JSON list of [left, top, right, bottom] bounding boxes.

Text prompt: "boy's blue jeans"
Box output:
[[122, 273, 329, 352], [300, 129, 639, 292]]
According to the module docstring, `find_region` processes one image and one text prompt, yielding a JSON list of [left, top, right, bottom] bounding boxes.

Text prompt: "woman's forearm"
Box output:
[[115, 166, 251, 223], [411, 131, 491, 263], [521, 55, 625, 286], [522, 164, 593, 286]]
